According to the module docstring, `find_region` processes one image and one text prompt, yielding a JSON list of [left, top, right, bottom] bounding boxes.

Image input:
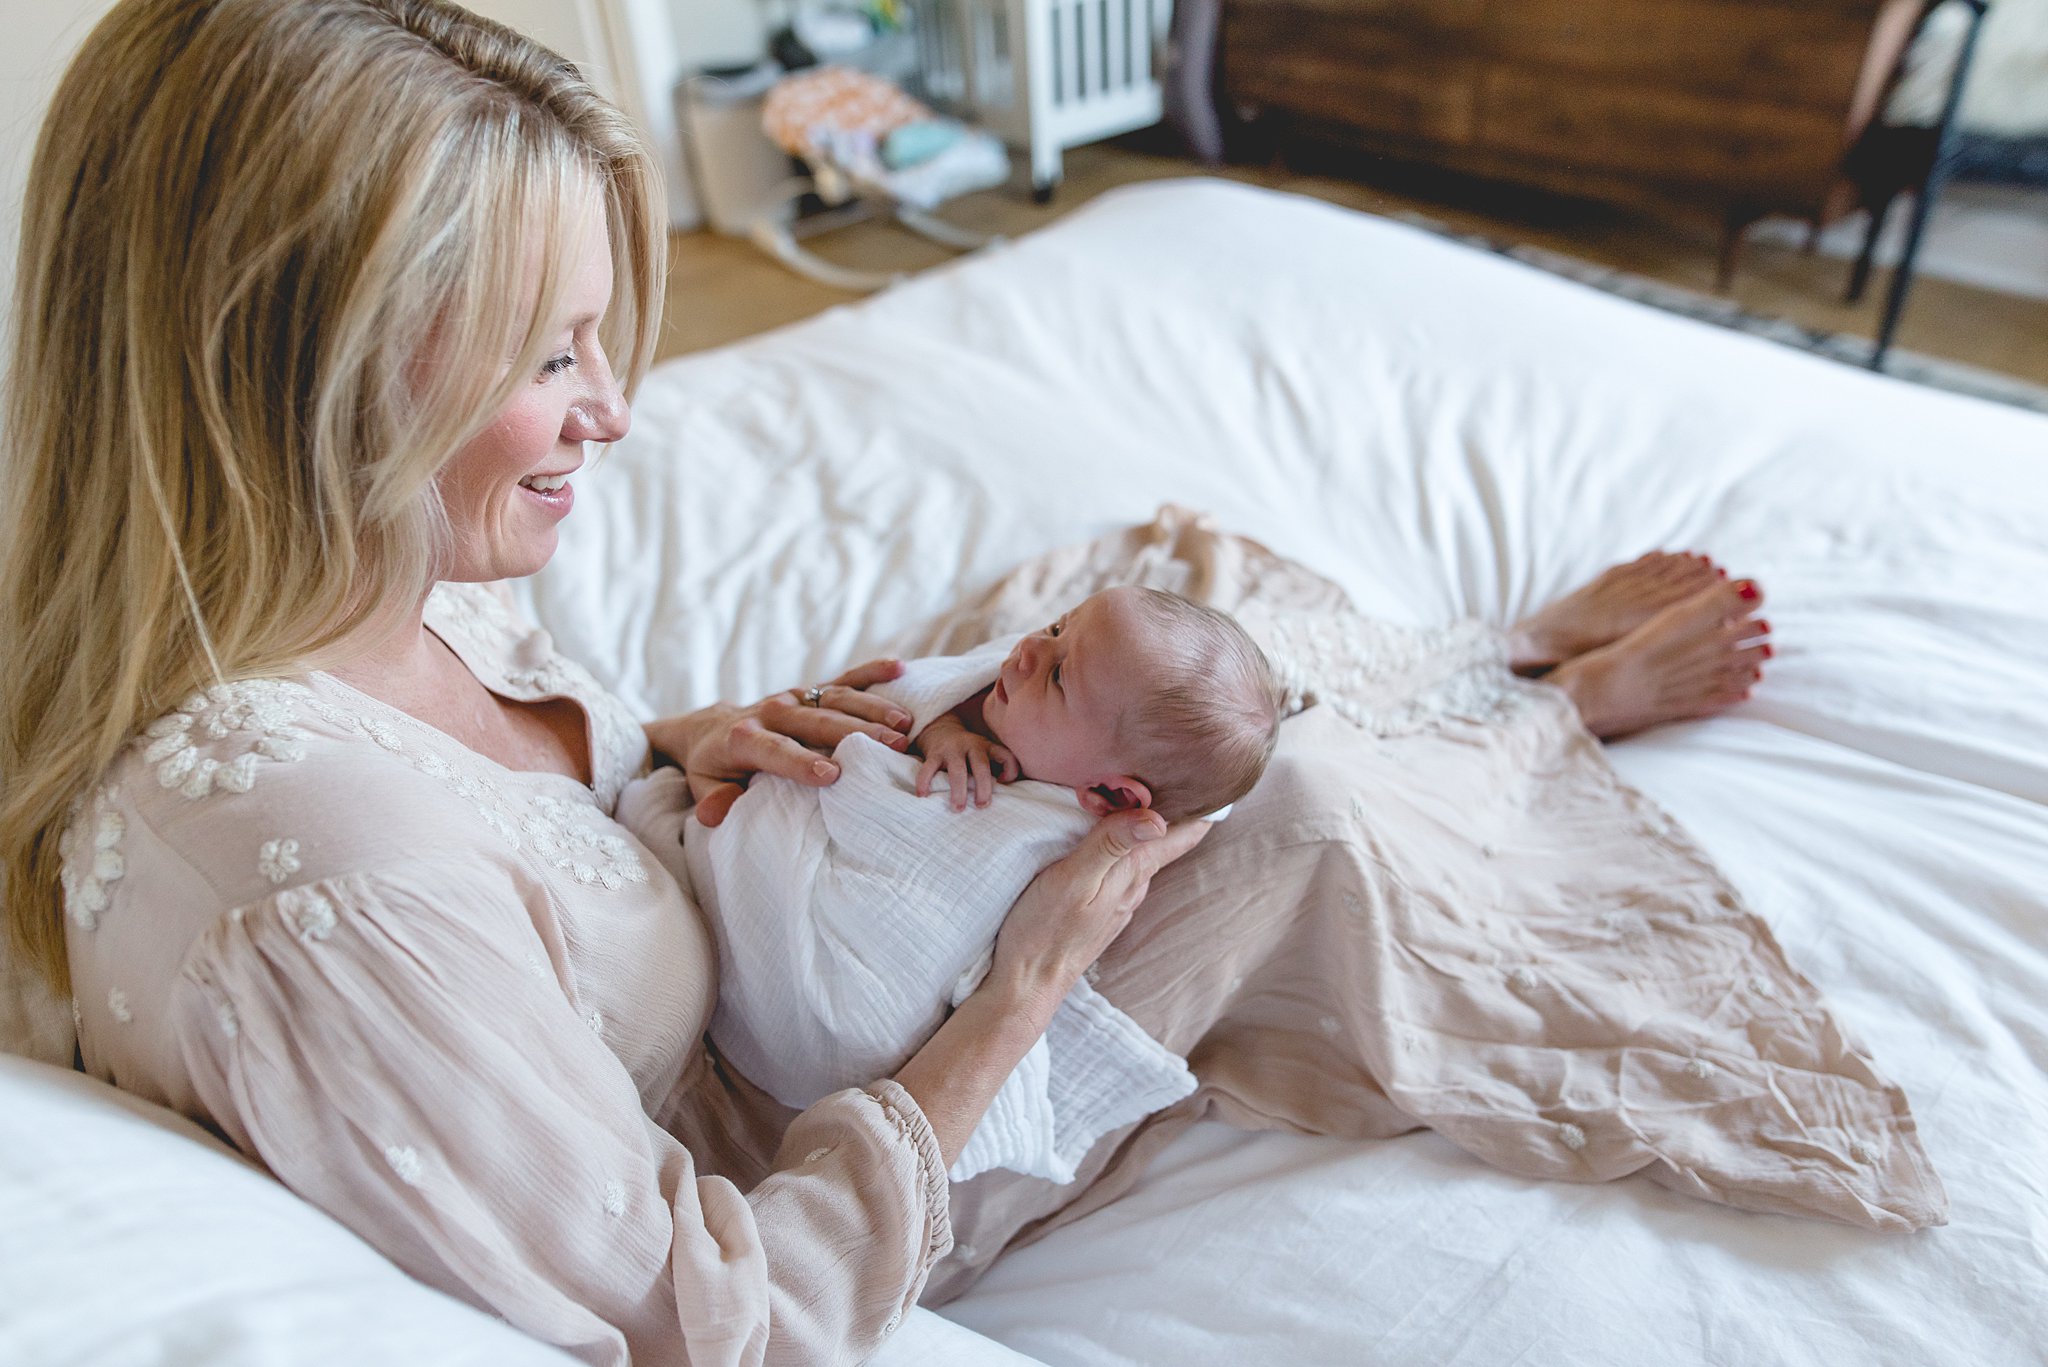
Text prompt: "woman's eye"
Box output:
[[540, 352, 577, 377]]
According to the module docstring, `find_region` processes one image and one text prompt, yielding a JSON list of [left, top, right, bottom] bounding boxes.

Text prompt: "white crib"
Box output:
[[919, 0, 1175, 199]]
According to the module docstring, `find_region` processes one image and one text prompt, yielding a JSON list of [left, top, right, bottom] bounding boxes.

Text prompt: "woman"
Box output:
[[2, 3, 1769, 1363]]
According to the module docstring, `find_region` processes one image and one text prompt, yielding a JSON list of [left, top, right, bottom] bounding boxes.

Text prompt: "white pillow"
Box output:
[[0, 1056, 1040, 1366], [0, 1055, 580, 1366]]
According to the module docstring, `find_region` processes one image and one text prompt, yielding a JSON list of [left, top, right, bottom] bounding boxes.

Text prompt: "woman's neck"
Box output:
[[325, 588, 438, 696]]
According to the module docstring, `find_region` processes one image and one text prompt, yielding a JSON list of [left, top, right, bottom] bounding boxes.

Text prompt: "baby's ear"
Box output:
[[1079, 777, 1152, 817]]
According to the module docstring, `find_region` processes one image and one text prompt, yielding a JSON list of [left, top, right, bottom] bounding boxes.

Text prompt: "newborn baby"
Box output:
[[912, 584, 1280, 820], [619, 587, 1281, 1182]]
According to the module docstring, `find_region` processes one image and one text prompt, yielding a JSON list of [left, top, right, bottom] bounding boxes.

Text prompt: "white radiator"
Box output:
[[919, 0, 1174, 197]]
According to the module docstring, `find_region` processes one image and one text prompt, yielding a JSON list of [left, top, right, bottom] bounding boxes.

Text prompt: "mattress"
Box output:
[[518, 179, 2048, 1365]]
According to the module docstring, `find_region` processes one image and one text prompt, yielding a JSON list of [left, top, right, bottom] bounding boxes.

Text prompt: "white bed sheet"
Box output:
[[519, 179, 2048, 1365]]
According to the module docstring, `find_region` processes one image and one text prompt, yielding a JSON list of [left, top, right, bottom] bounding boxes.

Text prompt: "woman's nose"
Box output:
[[564, 390, 629, 445], [564, 363, 631, 445]]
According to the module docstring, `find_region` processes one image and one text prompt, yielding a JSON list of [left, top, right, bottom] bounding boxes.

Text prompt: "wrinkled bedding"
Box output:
[[519, 180, 2048, 1364]]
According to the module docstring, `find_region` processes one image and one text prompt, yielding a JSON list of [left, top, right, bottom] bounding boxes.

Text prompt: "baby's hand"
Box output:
[[914, 716, 1018, 810]]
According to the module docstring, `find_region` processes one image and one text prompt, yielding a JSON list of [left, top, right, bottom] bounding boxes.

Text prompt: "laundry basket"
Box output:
[[919, 0, 1174, 200]]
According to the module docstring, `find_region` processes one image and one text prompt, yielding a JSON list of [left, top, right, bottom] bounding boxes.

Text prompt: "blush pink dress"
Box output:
[[61, 582, 950, 1367]]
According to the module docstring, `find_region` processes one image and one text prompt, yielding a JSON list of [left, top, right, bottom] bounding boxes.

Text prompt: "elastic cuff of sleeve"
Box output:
[[864, 1079, 954, 1268]]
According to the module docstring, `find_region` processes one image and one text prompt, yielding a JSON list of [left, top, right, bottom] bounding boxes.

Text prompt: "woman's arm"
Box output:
[[894, 811, 1211, 1167], [645, 658, 914, 826]]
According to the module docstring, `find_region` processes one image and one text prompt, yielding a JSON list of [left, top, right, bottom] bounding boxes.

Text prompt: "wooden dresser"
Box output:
[[1220, 0, 1924, 283]]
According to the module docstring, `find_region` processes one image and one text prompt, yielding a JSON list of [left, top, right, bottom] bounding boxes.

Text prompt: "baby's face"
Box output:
[[982, 587, 1162, 796]]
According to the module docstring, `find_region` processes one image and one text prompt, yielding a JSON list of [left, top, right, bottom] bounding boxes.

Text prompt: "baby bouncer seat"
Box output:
[[755, 64, 1012, 291]]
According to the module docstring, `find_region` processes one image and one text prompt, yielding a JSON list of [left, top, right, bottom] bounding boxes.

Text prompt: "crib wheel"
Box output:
[[1031, 179, 1057, 205]]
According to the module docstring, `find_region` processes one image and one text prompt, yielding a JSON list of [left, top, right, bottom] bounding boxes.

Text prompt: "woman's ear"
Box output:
[[1079, 776, 1152, 817]]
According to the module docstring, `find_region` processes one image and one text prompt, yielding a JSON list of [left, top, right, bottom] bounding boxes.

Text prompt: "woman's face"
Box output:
[[435, 194, 630, 583]]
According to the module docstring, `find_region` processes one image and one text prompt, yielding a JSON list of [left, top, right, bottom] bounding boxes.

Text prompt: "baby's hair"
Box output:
[[1117, 589, 1283, 822]]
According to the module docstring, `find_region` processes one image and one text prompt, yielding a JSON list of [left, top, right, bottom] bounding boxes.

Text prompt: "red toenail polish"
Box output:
[[1738, 582, 1758, 600], [1717, 568, 1728, 578], [1762, 644, 1774, 658], [1757, 618, 1770, 633]]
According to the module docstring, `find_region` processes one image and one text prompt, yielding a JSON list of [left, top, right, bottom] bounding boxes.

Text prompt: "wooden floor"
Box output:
[[658, 143, 2048, 390]]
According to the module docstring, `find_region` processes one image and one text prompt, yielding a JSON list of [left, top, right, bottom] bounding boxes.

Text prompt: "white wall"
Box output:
[[0, 0, 698, 352], [670, 0, 765, 70]]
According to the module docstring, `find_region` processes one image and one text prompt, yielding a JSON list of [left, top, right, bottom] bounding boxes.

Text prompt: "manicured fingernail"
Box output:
[[889, 711, 912, 729], [1133, 819, 1163, 841], [812, 760, 836, 779], [1737, 582, 1759, 600]]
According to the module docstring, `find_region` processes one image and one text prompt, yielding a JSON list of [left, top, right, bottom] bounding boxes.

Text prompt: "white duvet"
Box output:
[[522, 180, 2048, 1365]]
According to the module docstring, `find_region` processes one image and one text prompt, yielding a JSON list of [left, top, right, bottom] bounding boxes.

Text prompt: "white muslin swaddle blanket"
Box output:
[[616, 635, 1198, 1183]]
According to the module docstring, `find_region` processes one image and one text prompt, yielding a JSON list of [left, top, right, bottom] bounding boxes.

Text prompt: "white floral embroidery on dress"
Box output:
[[1558, 1122, 1588, 1152], [522, 794, 647, 890], [280, 887, 337, 942], [1252, 610, 1534, 739], [216, 1000, 240, 1039], [359, 715, 406, 754], [257, 838, 301, 885], [107, 989, 132, 1024], [141, 680, 309, 799], [603, 1180, 626, 1217], [386, 1145, 423, 1185], [57, 785, 126, 931]]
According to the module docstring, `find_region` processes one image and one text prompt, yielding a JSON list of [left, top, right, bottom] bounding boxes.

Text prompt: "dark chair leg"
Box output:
[[1715, 207, 1755, 293], [1845, 192, 1897, 305]]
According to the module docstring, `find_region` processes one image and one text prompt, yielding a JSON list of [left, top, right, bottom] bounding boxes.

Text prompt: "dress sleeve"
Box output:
[[170, 867, 950, 1367]]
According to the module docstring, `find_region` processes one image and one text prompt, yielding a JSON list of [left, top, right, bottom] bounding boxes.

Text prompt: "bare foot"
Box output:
[[1546, 580, 1772, 739], [1507, 552, 1733, 674]]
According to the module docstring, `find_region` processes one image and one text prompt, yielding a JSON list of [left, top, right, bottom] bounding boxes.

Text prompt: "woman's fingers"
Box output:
[[693, 781, 746, 828], [815, 685, 912, 733], [761, 695, 909, 752], [698, 717, 840, 794], [830, 657, 905, 690]]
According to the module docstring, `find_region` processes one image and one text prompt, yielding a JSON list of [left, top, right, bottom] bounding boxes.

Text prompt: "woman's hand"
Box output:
[[644, 657, 914, 827], [987, 811, 1211, 1016]]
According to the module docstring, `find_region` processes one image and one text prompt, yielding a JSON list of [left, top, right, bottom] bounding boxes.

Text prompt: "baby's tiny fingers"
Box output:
[[948, 758, 969, 811], [916, 755, 940, 797], [970, 749, 993, 807], [991, 746, 1018, 782]]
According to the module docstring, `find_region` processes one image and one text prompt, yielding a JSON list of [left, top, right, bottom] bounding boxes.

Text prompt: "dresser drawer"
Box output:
[[1224, 0, 1482, 29], [1482, 0, 1879, 108], [1479, 67, 1848, 201], [1225, 9, 1480, 143]]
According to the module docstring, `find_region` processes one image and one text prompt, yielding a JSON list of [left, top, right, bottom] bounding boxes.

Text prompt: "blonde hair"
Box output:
[[1, 0, 666, 992], [1118, 589, 1282, 822]]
